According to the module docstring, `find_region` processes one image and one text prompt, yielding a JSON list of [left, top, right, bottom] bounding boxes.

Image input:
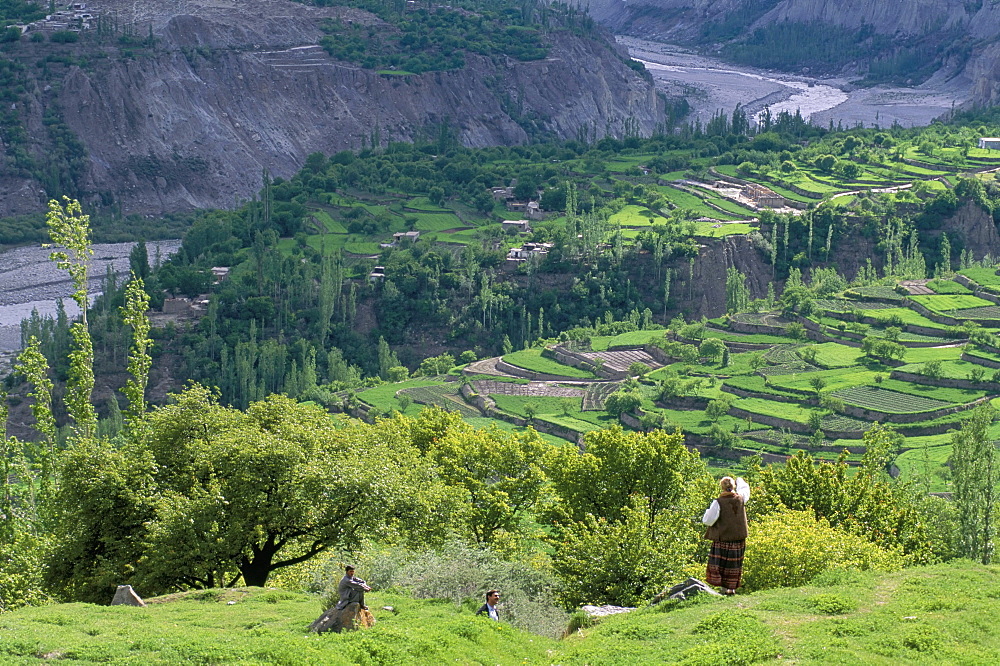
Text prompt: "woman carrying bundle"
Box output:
[[702, 476, 750, 595]]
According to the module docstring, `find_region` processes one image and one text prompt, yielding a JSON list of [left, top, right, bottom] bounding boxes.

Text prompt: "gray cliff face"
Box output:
[[0, 0, 664, 216]]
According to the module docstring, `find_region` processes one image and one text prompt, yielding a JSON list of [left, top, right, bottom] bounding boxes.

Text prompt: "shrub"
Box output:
[[807, 593, 857, 614], [679, 610, 780, 665], [313, 540, 570, 638], [741, 509, 904, 592]]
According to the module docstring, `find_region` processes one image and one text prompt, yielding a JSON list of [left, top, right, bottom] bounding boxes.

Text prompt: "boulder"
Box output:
[[110, 585, 146, 607], [309, 602, 376, 634], [650, 577, 722, 605], [580, 604, 635, 618]]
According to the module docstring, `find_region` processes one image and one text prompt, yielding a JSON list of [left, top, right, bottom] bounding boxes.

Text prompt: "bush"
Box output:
[[550, 502, 702, 608], [679, 610, 780, 665], [313, 540, 570, 638], [806, 593, 857, 614], [741, 509, 904, 592]]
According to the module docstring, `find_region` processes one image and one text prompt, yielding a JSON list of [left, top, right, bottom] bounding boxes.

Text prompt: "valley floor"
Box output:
[[620, 37, 972, 130]]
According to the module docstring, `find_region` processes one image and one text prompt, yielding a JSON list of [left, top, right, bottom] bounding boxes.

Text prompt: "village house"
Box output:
[[979, 138, 1000, 150], [369, 266, 386, 282], [210, 267, 230, 283], [392, 230, 421, 244], [506, 242, 553, 262], [525, 201, 544, 220], [741, 183, 784, 208], [501, 220, 531, 234]]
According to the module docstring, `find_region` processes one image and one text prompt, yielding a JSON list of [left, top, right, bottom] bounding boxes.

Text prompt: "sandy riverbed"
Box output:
[[620, 37, 972, 130]]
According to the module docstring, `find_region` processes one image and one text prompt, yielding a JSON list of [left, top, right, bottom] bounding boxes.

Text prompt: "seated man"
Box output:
[[475, 590, 500, 621], [335, 565, 371, 611]]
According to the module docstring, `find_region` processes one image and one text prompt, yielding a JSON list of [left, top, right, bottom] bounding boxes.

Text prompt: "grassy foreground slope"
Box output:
[[3, 562, 1000, 664]]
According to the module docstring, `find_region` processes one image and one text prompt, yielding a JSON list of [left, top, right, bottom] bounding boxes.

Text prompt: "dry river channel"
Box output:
[[0, 240, 181, 372]]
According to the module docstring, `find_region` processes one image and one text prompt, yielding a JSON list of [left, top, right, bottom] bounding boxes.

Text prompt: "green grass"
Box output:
[[607, 204, 667, 227], [568, 562, 1000, 664], [0, 588, 559, 665], [693, 221, 755, 237], [502, 349, 596, 378], [10, 563, 1000, 664]]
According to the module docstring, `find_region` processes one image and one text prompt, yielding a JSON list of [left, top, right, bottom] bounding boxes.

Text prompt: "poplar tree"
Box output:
[[45, 197, 96, 440], [120, 273, 152, 430], [951, 404, 999, 564]]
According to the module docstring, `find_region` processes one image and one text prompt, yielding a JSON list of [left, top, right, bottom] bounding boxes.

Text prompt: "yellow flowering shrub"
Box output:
[[741, 509, 904, 592]]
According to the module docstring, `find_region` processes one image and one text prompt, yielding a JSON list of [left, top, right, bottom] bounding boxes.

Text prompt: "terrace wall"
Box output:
[[728, 319, 789, 335], [961, 351, 1000, 369], [888, 369, 1000, 392], [953, 274, 1000, 305], [905, 298, 1000, 328], [543, 346, 627, 380], [836, 396, 991, 424]]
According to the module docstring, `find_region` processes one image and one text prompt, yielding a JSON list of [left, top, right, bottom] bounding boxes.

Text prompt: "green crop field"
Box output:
[[411, 212, 464, 231], [607, 204, 667, 227], [897, 359, 995, 381], [831, 386, 952, 413], [953, 305, 1000, 319], [959, 267, 1000, 286], [809, 342, 863, 368], [927, 278, 972, 294], [502, 349, 596, 378], [311, 210, 349, 234], [767, 368, 882, 393], [909, 294, 996, 311], [590, 329, 667, 350], [403, 196, 453, 212]]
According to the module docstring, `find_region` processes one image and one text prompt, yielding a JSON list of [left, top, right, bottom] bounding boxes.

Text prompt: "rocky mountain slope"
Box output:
[[0, 0, 664, 217]]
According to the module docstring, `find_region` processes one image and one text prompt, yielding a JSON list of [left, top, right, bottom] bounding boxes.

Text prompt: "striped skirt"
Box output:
[[706, 539, 746, 590]]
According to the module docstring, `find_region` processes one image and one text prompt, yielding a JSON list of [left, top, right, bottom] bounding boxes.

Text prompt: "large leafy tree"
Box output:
[[544, 427, 711, 606], [47, 386, 450, 601], [430, 420, 548, 544]]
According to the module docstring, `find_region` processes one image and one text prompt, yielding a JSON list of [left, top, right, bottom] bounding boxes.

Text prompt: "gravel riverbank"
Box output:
[[0, 240, 181, 355], [620, 37, 972, 129]]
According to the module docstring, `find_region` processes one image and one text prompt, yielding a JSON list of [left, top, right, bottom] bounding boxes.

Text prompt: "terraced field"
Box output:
[[362, 264, 1000, 489], [831, 386, 953, 413]]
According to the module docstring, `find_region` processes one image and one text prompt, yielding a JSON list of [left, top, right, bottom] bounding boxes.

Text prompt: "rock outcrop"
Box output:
[[0, 0, 665, 217], [110, 585, 146, 607], [310, 602, 376, 634]]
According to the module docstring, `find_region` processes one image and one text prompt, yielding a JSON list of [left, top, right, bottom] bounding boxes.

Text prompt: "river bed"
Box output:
[[620, 37, 972, 130], [0, 240, 181, 354]]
